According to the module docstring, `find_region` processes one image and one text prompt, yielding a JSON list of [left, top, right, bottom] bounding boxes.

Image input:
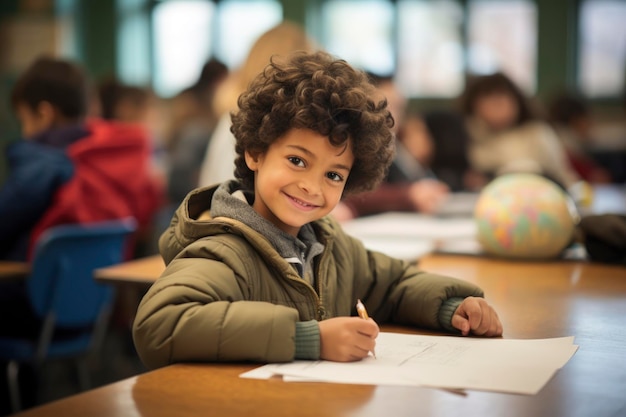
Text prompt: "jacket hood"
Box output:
[[76, 118, 154, 187], [28, 118, 164, 256], [159, 183, 338, 266]]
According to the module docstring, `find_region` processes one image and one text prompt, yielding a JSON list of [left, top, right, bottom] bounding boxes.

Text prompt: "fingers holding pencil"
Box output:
[[318, 316, 379, 362], [356, 299, 377, 358]]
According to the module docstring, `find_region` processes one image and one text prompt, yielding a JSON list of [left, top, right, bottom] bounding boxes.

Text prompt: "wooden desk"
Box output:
[[0, 261, 29, 282], [94, 255, 164, 286], [14, 255, 626, 417]]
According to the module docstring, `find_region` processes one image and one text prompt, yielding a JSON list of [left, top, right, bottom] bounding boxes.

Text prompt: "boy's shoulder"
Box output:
[[7, 139, 70, 169], [311, 215, 356, 247], [161, 197, 274, 264]]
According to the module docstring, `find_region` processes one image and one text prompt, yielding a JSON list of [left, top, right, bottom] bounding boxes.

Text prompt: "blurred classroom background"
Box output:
[[1, 0, 625, 412], [1, 0, 625, 187]]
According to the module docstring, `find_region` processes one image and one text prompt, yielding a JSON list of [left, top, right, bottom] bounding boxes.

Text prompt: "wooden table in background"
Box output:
[[15, 255, 626, 417], [0, 261, 29, 282], [94, 255, 164, 286]]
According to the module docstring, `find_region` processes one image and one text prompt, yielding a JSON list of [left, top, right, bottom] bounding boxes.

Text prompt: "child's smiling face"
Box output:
[[245, 128, 354, 236], [474, 91, 519, 131]]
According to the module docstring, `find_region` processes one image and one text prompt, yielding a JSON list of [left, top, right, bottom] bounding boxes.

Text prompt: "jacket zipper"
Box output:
[[314, 245, 328, 321], [283, 269, 324, 321]]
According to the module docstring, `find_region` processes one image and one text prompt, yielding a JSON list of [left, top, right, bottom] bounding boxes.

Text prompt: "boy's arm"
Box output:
[[335, 222, 485, 331], [391, 269, 502, 336], [132, 256, 300, 370], [379, 259, 485, 330], [0, 144, 72, 257]]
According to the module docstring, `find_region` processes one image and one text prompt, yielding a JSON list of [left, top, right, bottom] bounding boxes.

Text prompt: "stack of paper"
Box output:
[[341, 212, 477, 241], [241, 332, 578, 395], [341, 212, 478, 260]]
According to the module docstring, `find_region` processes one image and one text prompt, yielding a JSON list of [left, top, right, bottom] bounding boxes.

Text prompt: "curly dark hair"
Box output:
[[231, 51, 395, 195]]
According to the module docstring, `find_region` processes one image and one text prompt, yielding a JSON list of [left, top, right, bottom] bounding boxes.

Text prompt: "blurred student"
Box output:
[[0, 57, 160, 261], [459, 72, 582, 193], [95, 76, 167, 255], [163, 58, 228, 204], [95, 77, 169, 328], [421, 109, 481, 192], [133, 51, 502, 370], [98, 77, 153, 123], [333, 112, 450, 220], [332, 74, 449, 221], [0, 55, 161, 412], [197, 21, 316, 188], [547, 92, 612, 183], [96, 76, 168, 172]]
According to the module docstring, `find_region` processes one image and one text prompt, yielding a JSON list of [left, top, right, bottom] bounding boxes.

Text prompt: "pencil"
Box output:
[[356, 299, 369, 319], [356, 299, 376, 358]]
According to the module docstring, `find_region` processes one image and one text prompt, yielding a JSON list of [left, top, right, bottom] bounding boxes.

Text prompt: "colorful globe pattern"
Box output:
[[474, 173, 576, 259]]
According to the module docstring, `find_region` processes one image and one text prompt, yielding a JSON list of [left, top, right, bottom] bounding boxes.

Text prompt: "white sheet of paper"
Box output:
[[240, 332, 578, 395], [352, 236, 435, 261], [342, 212, 477, 240], [435, 238, 483, 256]]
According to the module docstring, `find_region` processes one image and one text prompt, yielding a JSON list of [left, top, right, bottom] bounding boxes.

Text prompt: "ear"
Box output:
[[35, 101, 57, 129], [244, 150, 260, 171]]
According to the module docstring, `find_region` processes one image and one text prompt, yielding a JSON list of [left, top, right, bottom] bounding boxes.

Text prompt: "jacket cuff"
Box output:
[[294, 320, 320, 360], [437, 297, 464, 333]]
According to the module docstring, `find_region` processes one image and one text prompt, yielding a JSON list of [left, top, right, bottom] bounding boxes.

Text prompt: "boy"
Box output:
[[133, 51, 502, 369], [0, 56, 163, 261]]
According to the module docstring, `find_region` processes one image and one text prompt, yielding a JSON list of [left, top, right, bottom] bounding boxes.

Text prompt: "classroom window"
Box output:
[[396, 0, 464, 97], [578, 0, 626, 98], [316, 0, 536, 98], [467, 0, 537, 94], [319, 0, 394, 76], [117, 0, 151, 87], [213, 0, 283, 70], [150, 0, 282, 98], [152, 0, 215, 98]]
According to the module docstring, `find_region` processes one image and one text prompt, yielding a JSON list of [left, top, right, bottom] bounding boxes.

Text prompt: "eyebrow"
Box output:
[[286, 144, 351, 172]]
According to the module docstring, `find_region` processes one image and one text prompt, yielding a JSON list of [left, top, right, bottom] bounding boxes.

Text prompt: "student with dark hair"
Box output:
[[0, 55, 163, 412], [163, 58, 229, 205], [331, 74, 450, 221], [97, 77, 152, 122], [332, 111, 451, 220], [133, 51, 502, 370], [459, 72, 581, 193], [0, 56, 162, 262]]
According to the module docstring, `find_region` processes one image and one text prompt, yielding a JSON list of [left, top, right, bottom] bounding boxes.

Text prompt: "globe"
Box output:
[[474, 173, 577, 259]]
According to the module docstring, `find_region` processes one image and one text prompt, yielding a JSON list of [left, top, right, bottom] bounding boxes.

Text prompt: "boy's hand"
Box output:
[[318, 317, 379, 362], [451, 296, 503, 337]]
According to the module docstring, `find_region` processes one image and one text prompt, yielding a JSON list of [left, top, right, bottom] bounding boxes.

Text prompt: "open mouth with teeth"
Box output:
[[286, 193, 319, 210]]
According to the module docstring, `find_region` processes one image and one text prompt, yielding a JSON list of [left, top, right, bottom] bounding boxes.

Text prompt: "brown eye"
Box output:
[[327, 172, 344, 182], [288, 156, 305, 167]]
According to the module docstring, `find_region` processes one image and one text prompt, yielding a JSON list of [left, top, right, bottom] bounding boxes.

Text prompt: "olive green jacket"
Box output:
[[132, 185, 484, 369]]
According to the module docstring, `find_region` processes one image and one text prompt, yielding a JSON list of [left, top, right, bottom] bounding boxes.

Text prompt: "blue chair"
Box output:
[[0, 217, 137, 413]]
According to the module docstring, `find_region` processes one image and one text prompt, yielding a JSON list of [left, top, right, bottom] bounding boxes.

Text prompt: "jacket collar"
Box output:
[[29, 123, 88, 148]]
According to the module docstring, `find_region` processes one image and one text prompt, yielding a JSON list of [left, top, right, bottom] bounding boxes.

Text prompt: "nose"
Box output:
[[298, 174, 322, 196]]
